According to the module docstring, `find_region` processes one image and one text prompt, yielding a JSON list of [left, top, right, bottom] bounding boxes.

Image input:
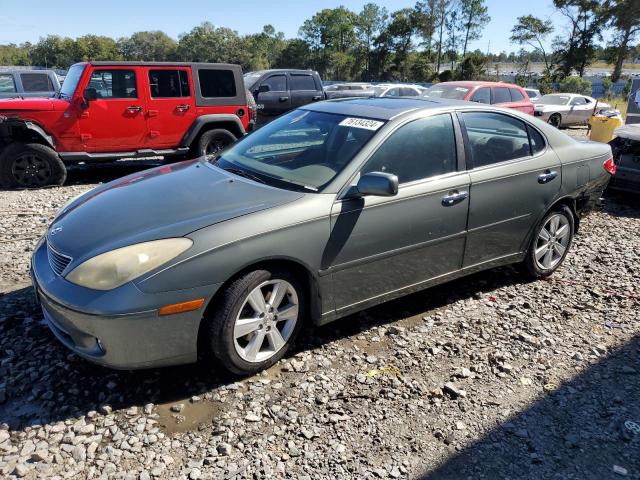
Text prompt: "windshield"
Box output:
[[59, 64, 84, 99], [243, 72, 263, 90], [423, 84, 470, 100], [538, 95, 570, 105], [214, 109, 383, 191]]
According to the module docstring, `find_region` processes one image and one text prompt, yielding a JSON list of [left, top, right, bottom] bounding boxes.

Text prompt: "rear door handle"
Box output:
[[279, 96, 289, 102], [441, 191, 468, 206], [176, 104, 190, 112], [538, 170, 558, 184], [126, 106, 143, 113]]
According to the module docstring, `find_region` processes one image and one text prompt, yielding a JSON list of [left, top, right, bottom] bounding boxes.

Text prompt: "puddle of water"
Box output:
[[156, 399, 225, 435]]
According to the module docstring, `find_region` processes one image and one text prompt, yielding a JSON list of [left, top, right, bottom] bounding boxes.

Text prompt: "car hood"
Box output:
[[47, 160, 304, 260], [534, 104, 568, 112], [0, 96, 64, 112]]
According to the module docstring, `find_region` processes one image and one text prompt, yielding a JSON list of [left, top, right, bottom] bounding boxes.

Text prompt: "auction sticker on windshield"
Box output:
[[339, 117, 384, 131]]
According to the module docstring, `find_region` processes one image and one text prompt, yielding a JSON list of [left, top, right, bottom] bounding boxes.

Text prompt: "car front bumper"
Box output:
[[31, 238, 220, 369]]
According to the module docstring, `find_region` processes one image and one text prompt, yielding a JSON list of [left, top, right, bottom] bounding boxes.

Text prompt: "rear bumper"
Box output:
[[31, 239, 220, 369]]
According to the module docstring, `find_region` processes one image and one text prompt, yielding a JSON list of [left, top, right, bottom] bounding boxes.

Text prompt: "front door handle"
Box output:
[[441, 190, 468, 206], [279, 96, 289, 102], [312, 95, 323, 101], [126, 106, 143, 113], [538, 170, 558, 184], [176, 104, 190, 112]]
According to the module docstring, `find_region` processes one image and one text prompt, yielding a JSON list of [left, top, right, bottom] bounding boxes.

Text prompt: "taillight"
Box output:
[[603, 157, 616, 175]]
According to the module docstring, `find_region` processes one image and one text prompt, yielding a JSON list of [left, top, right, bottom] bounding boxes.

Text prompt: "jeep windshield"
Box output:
[[59, 64, 84, 99], [213, 109, 383, 192]]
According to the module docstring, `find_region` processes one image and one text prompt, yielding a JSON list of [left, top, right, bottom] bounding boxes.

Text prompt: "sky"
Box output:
[[0, 0, 598, 53]]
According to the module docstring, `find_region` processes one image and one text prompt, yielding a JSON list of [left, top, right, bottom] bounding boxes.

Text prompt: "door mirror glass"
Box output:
[[356, 172, 399, 197], [83, 87, 98, 102]]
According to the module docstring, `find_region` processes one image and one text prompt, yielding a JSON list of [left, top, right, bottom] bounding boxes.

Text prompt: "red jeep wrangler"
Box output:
[[0, 61, 254, 188]]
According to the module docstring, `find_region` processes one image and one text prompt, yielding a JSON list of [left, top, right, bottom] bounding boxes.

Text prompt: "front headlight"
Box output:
[[65, 238, 193, 290]]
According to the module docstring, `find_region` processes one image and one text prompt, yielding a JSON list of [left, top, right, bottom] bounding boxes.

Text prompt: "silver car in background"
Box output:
[[534, 93, 598, 128]]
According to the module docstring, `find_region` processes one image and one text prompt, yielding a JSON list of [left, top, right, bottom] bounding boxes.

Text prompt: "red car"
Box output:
[[0, 62, 253, 188], [423, 81, 534, 116]]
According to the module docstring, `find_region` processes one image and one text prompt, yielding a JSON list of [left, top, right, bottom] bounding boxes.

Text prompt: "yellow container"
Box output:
[[589, 115, 624, 143]]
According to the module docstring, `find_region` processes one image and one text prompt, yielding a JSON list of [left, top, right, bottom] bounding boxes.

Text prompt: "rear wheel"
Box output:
[[0, 142, 66, 188], [548, 113, 562, 129], [196, 129, 236, 159], [522, 206, 574, 278], [204, 268, 305, 375]]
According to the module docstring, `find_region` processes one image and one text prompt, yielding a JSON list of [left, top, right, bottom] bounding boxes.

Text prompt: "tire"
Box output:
[[548, 113, 562, 129], [204, 268, 306, 375], [522, 205, 575, 279], [196, 129, 236, 158], [0, 142, 66, 188]]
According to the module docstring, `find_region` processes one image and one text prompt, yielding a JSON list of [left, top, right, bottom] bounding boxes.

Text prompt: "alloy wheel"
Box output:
[[233, 279, 299, 363], [11, 154, 52, 187], [205, 137, 227, 156], [534, 213, 571, 270], [548, 115, 561, 129]]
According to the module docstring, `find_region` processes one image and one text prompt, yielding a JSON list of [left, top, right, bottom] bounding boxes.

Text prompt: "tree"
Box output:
[[385, 8, 418, 80], [118, 31, 177, 61], [510, 15, 554, 72], [30, 36, 77, 68], [434, 0, 451, 74], [74, 35, 120, 62], [459, 0, 490, 59], [356, 3, 388, 80], [177, 23, 244, 64], [559, 75, 592, 95], [553, 0, 611, 77], [446, 4, 463, 69], [414, 0, 438, 58], [606, 0, 640, 82]]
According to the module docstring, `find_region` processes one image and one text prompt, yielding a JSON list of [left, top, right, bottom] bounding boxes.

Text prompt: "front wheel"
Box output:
[[196, 129, 236, 159], [0, 142, 66, 188], [548, 113, 562, 129], [203, 269, 305, 375], [522, 206, 575, 278]]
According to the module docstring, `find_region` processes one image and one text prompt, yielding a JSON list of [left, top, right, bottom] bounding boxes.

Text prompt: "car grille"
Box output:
[[47, 242, 72, 276]]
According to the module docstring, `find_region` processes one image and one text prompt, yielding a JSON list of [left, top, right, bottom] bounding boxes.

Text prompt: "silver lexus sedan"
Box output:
[[31, 97, 615, 375]]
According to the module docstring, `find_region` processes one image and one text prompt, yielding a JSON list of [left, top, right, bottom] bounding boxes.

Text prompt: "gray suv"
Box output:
[[0, 70, 60, 98]]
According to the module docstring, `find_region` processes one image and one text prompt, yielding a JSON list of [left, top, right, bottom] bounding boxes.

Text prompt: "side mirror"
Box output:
[[83, 88, 98, 102], [356, 172, 399, 197], [257, 84, 270, 94]]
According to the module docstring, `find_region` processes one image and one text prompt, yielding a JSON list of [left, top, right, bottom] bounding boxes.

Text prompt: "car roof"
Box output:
[[86, 61, 241, 68], [245, 69, 317, 75], [435, 80, 523, 89], [301, 97, 469, 121]]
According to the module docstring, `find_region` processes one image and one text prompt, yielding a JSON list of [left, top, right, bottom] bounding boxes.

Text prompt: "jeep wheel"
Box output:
[[0, 142, 66, 188], [197, 129, 236, 159]]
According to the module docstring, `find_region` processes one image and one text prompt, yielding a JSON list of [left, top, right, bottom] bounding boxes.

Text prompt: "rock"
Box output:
[[143, 403, 154, 414], [170, 404, 185, 413], [613, 465, 628, 476], [189, 468, 201, 479], [443, 382, 467, 399], [217, 443, 232, 456], [245, 413, 261, 422], [71, 445, 86, 463]]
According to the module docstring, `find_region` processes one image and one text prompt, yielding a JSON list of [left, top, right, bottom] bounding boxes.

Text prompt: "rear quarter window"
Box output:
[[198, 69, 237, 98], [20, 73, 54, 92], [509, 88, 525, 101], [492, 87, 511, 104]]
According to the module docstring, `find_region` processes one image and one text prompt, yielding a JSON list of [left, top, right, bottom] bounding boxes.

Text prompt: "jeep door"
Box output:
[[79, 67, 147, 151], [459, 111, 561, 267], [289, 73, 323, 110], [253, 73, 291, 126], [326, 113, 470, 314], [144, 67, 195, 148]]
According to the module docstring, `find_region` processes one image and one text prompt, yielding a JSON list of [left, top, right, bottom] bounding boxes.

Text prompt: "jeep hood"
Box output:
[[0, 97, 63, 112], [47, 160, 304, 261]]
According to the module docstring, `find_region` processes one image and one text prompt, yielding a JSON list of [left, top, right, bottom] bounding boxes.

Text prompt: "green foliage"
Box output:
[[601, 77, 613, 98], [438, 69, 454, 82], [559, 76, 592, 95], [510, 15, 554, 71], [118, 31, 177, 61], [537, 77, 555, 95], [454, 52, 487, 80]]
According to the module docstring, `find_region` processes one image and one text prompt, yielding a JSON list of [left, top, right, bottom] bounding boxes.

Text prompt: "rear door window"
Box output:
[[509, 88, 525, 101], [20, 73, 54, 92], [491, 87, 511, 104], [289, 74, 316, 91], [198, 69, 237, 98], [528, 125, 545, 154], [470, 87, 490, 104], [262, 74, 287, 92], [89, 70, 137, 98], [149, 70, 190, 98], [0, 74, 16, 93], [462, 112, 532, 167]]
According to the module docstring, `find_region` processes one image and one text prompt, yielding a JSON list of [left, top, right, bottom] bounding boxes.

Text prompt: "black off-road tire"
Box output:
[[203, 268, 306, 376], [0, 142, 66, 189], [521, 205, 575, 279], [196, 129, 236, 158]]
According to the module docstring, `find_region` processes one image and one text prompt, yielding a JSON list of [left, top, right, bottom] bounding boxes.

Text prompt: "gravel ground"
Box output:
[[0, 128, 639, 479]]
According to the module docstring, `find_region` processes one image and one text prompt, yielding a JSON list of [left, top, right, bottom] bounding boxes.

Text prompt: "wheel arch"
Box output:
[[0, 119, 55, 149], [197, 256, 322, 357], [521, 195, 579, 253], [180, 115, 246, 150]]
